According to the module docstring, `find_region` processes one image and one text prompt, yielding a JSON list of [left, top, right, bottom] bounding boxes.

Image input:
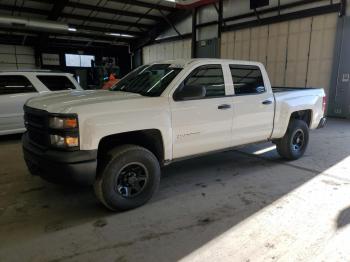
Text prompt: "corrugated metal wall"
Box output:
[[221, 13, 337, 96], [142, 39, 192, 64], [0, 44, 36, 70], [307, 14, 338, 98]]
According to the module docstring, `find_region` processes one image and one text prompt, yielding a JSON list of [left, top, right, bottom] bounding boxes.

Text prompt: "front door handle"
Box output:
[[262, 100, 272, 105], [218, 104, 231, 110]]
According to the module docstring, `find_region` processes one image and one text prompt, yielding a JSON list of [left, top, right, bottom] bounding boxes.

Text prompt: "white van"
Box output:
[[0, 70, 82, 135]]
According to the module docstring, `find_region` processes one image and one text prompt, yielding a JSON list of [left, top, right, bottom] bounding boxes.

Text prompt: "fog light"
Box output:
[[50, 135, 79, 148], [65, 136, 79, 147]]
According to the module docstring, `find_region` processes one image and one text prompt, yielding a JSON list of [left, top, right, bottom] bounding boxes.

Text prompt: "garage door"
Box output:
[[220, 13, 337, 97], [0, 44, 36, 70]]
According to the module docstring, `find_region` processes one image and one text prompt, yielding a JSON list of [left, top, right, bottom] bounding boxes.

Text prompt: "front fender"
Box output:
[[77, 98, 173, 161]]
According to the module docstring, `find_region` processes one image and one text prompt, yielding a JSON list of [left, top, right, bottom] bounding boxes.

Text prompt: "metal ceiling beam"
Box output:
[[108, 0, 176, 12], [61, 13, 153, 29], [222, 0, 326, 24], [0, 32, 128, 47], [48, 0, 69, 21], [71, 24, 145, 37], [0, 26, 132, 43], [0, 3, 153, 30], [158, 9, 183, 38], [39, 0, 69, 51], [0, 4, 144, 36], [131, 9, 191, 51], [29, 0, 176, 12], [222, 3, 341, 32], [0, 4, 47, 16], [65, 2, 163, 21]]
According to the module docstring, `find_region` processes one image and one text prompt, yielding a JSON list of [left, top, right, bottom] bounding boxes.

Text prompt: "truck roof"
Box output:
[[151, 58, 263, 67], [0, 70, 73, 76]]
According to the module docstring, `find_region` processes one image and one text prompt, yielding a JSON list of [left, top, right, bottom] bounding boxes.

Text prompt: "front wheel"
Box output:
[[94, 145, 160, 211], [276, 119, 309, 160]]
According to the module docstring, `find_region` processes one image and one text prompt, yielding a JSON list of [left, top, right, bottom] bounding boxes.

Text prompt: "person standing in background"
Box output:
[[102, 73, 119, 90]]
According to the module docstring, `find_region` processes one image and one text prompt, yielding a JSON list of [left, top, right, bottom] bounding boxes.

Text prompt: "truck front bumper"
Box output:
[[317, 117, 327, 129], [22, 133, 97, 185]]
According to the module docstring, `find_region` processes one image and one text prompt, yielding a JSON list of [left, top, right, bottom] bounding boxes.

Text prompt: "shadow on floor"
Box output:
[[0, 118, 349, 261]]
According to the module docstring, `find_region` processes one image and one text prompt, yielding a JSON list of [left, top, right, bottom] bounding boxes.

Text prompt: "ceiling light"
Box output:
[[68, 27, 77, 32], [106, 32, 134, 38]]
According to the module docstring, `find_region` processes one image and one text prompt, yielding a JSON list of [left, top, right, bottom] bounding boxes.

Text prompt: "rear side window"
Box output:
[[184, 65, 225, 97], [230, 65, 265, 95], [0, 75, 36, 95], [37, 75, 76, 91]]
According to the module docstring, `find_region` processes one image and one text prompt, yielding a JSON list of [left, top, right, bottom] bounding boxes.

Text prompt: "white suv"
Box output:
[[0, 71, 82, 135]]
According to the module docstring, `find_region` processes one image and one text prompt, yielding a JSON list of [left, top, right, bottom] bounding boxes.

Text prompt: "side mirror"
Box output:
[[174, 85, 206, 101]]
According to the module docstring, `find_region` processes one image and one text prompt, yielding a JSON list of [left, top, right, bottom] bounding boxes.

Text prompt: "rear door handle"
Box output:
[[218, 104, 231, 110], [262, 100, 272, 105]]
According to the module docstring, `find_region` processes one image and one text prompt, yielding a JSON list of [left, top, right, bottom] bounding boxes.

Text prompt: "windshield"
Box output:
[[110, 64, 182, 97]]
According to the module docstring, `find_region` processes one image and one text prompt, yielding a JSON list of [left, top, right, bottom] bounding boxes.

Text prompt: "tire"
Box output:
[[276, 119, 309, 160], [94, 144, 160, 211]]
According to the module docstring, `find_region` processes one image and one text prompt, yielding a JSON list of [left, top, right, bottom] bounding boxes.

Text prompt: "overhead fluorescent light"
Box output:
[[105, 32, 134, 38], [68, 27, 77, 32]]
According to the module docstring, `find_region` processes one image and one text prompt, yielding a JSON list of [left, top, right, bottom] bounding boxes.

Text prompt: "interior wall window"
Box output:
[[229, 65, 265, 95], [0, 75, 36, 95], [184, 65, 225, 97], [36, 76, 76, 91], [65, 54, 95, 68]]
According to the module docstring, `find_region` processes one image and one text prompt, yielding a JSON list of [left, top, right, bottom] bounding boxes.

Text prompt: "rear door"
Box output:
[[229, 64, 274, 146], [170, 64, 234, 159], [0, 75, 38, 134]]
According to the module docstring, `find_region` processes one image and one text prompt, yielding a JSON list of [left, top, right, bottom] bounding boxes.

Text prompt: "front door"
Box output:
[[170, 64, 234, 159]]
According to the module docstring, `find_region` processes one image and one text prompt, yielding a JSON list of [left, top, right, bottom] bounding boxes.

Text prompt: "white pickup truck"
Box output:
[[22, 59, 326, 211]]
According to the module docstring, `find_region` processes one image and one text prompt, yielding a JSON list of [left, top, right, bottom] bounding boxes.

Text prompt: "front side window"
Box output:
[[183, 65, 225, 98], [0, 75, 36, 95], [37, 75, 76, 91], [111, 64, 182, 97], [230, 65, 265, 95]]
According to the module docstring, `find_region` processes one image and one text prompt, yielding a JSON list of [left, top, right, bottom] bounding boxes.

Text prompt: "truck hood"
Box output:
[[26, 90, 143, 113]]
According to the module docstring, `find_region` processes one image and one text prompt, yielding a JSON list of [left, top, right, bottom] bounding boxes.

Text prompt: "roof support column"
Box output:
[[191, 7, 197, 58]]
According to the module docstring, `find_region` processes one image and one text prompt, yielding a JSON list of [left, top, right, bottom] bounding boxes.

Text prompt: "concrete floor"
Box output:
[[0, 118, 350, 262]]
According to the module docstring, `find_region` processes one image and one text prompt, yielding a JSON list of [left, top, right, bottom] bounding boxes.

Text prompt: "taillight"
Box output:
[[322, 96, 327, 113]]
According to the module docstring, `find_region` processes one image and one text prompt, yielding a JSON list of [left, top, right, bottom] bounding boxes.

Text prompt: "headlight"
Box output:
[[50, 134, 79, 148], [49, 116, 78, 129], [48, 114, 79, 149]]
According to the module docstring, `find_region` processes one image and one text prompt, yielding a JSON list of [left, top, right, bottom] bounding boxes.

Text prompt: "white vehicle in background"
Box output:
[[0, 71, 82, 135], [22, 59, 327, 211]]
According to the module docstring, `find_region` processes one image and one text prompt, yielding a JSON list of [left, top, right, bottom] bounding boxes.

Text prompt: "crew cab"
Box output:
[[0, 70, 82, 135], [22, 59, 327, 211]]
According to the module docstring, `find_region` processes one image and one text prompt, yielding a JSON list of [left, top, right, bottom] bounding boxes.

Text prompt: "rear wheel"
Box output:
[[276, 119, 309, 160], [94, 145, 160, 211]]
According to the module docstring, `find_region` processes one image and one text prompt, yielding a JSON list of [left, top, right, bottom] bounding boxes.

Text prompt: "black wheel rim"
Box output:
[[115, 163, 148, 198], [291, 129, 305, 152]]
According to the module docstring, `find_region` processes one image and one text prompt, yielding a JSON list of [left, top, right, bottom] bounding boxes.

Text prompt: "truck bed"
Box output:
[[272, 86, 320, 93]]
